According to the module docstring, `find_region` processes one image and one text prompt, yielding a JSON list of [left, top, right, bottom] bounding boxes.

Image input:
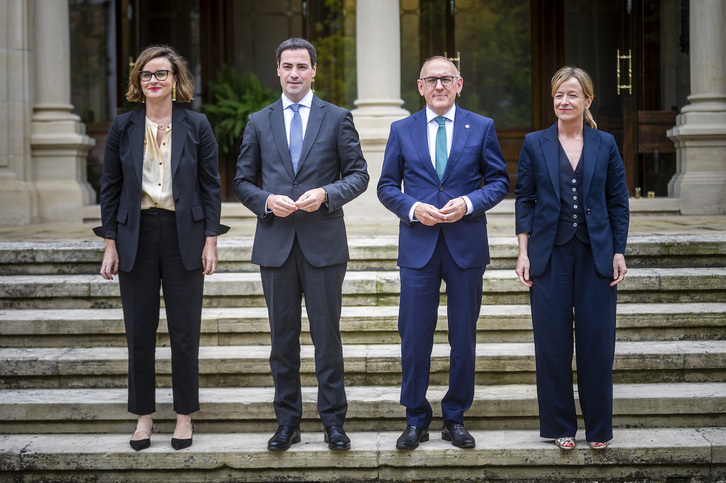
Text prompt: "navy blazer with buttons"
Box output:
[[94, 104, 227, 272], [515, 122, 629, 278], [377, 106, 510, 270]]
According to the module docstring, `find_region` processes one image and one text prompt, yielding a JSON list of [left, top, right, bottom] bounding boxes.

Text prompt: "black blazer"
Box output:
[[94, 105, 228, 272], [233, 95, 369, 268]]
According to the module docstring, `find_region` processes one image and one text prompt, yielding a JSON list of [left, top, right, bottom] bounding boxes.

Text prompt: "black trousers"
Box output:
[[118, 209, 204, 415], [260, 237, 348, 428]]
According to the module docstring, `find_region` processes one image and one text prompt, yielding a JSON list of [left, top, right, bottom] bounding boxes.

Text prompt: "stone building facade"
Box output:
[[0, 0, 724, 225]]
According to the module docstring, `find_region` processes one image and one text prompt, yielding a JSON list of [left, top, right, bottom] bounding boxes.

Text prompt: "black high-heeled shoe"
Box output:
[[171, 420, 194, 450], [129, 421, 155, 451]]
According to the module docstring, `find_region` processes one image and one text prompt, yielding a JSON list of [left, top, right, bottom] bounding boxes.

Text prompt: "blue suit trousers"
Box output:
[[530, 236, 617, 442], [398, 232, 484, 429]]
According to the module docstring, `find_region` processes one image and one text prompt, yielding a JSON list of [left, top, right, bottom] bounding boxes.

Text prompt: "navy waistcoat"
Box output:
[[554, 142, 590, 246]]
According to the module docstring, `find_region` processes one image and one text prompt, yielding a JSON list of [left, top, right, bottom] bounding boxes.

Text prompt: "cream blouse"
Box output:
[[140, 117, 174, 211]]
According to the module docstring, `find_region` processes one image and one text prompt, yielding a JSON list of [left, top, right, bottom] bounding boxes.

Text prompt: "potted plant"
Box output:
[[204, 65, 280, 198]]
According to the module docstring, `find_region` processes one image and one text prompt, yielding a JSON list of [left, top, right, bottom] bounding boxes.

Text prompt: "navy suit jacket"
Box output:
[[94, 105, 227, 272], [377, 106, 510, 270], [515, 122, 630, 278], [233, 95, 369, 268]]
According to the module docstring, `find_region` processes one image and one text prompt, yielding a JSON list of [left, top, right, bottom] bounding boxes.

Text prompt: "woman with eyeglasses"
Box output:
[[94, 45, 228, 451]]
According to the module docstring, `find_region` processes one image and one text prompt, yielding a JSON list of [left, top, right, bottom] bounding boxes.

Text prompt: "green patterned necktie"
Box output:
[[435, 116, 447, 180]]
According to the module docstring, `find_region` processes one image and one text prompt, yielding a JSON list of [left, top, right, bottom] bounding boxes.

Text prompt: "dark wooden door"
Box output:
[[561, 0, 680, 197]]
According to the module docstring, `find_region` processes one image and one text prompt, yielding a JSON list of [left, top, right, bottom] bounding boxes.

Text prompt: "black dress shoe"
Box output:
[[129, 422, 154, 451], [129, 437, 151, 452], [324, 425, 351, 450], [171, 421, 194, 450], [442, 422, 475, 448], [267, 425, 301, 451], [395, 425, 429, 449]]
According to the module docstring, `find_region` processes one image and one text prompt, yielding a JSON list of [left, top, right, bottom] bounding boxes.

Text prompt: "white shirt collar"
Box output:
[[282, 90, 314, 110], [425, 104, 456, 123]]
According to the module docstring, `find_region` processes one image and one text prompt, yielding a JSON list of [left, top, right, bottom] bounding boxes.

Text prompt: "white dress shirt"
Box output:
[[409, 105, 473, 221], [425, 104, 455, 166], [282, 90, 314, 145], [265, 90, 314, 213]]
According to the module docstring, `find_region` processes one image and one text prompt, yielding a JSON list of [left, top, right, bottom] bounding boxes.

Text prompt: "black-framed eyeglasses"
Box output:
[[139, 70, 171, 82], [419, 76, 457, 87]]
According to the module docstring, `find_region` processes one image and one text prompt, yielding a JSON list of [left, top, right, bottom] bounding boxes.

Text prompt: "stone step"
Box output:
[[1, 383, 724, 433], [2, 234, 726, 275], [2, 428, 724, 482], [2, 341, 725, 389], [2, 267, 725, 309], [1, 303, 724, 348]]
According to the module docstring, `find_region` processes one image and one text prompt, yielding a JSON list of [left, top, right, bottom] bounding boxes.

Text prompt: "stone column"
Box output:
[[0, 0, 36, 225], [349, 0, 408, 225], [667, 0, 726, 214], [30, 0, 94, 223]]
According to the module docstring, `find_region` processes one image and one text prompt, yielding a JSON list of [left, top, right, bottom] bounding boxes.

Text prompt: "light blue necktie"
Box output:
[[435, 116, 447, 180], [289, 104, 303, 173]]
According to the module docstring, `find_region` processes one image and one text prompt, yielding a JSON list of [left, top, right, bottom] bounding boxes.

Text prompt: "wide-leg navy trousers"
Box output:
[[530, 237, 617, 443]]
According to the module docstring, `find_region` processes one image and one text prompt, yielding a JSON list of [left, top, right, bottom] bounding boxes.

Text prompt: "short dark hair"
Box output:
[[127, 44, 194, 103], [276, 38, 317, 66]]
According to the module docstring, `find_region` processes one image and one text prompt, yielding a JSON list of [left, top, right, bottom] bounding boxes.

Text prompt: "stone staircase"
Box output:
[[1, 234, 725, 482]]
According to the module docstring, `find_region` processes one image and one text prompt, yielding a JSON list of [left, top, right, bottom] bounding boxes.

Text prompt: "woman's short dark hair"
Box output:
[[126, 45, 195, 103], [276, 38, 317, 66]]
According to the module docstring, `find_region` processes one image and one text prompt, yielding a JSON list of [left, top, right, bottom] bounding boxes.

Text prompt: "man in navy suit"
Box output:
[[378, 56, 509, 449], [234, 38, 368, 451]]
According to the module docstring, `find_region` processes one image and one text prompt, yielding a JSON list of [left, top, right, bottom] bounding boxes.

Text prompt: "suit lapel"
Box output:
[[443, 106, 471, 181], [409, 109, 439, 182], [296, 95, 324, 174], [170, 105, 187, 179], [268, 100, 295, 179], [582, 125, 600, 197], [128, 107, 146, 187], [540, 122, 560, 198]]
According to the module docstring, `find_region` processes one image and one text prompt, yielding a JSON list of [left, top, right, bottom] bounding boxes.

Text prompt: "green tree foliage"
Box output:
[[456, 0, 531, 127], [204, 65, 280, 156], [308, 0, 357, 110]]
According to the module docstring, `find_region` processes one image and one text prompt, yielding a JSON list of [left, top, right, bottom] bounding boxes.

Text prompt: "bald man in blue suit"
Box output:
[[378, 56, 509, 449]]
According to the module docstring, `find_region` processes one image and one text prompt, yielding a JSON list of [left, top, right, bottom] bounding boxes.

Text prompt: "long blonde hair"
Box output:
[[551, 66, 597, 129]]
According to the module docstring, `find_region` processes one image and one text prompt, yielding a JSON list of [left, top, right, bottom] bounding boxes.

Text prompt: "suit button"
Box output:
[[293, 182, 299, 188], [439, 186, 444, 191], [174, 197, 180, 203], [586, 209, 591, 214]]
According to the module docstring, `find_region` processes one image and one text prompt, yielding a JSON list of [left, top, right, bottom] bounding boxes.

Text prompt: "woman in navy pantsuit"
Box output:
[[94, 45, 228, 451], [514, 66, 629, 450]]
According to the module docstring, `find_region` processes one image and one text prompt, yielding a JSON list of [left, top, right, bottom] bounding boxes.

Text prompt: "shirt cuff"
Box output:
[[409, 202, 421, 223], [462, 196, 473, 215]]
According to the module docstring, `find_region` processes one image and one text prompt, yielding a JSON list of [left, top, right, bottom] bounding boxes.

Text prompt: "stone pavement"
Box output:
[[1, 201, 726, 243]]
